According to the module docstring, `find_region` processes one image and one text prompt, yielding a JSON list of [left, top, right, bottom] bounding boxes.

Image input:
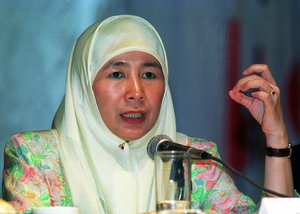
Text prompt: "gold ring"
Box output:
[[269, 86, 275, 97]]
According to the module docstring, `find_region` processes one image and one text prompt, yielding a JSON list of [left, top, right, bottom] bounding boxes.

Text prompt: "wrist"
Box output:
[[265, 128, 289, 148]]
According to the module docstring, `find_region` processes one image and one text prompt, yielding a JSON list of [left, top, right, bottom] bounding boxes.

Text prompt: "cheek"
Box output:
[[93, 85, 105, 105], [150, 86, 165, 111], [93, 84, 116, 111], [94, 84, 124, 120]]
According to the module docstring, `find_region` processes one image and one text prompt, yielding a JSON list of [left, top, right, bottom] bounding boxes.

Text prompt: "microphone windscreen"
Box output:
[[147, 134, 172, 160]]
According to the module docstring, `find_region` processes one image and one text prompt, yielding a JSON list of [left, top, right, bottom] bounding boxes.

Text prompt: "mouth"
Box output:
[[120, 111, 146, 124]]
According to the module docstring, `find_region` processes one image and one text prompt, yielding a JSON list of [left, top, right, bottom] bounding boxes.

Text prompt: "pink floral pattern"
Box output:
[[189, 137, 258, 213], [3, 131, 258, 213], [3, 130, 72, 213]]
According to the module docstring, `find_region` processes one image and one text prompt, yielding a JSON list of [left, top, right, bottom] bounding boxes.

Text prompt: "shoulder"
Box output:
[[176, 132, 219, 157], [9, 129, 58, 142], [178, 132, 219, 157], [7, 129, 58, 150], [5, 129, 60, 164]]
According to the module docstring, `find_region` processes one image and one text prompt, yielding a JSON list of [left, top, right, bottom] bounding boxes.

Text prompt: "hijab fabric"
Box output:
[[53, 15, 177, 213]]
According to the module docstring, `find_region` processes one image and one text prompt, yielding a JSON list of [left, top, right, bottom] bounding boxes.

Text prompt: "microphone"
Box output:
[[147, 134, 289, 198], [147, 134, 212, 160]]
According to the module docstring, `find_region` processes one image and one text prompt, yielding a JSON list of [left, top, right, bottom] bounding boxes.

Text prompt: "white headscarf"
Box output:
[[53, 15, 176, 213]]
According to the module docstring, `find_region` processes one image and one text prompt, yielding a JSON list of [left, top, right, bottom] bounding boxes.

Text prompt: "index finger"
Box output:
[[242, 64, 276, 85]]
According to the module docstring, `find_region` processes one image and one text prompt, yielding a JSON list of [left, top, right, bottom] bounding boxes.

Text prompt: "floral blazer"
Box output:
[[3, 130, 72, 213], [2, 130, 258, 214]]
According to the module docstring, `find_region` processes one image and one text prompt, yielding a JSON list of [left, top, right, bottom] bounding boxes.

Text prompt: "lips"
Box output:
[[120, 111, 146, 124]]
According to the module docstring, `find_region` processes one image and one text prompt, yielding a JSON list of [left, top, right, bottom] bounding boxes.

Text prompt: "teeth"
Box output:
[[122, 113, 143, 118]]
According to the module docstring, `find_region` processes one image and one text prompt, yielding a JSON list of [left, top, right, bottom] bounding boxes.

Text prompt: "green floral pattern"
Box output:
[[3, 130, 72, 213], [188, 137, 258, 213], [3, 131, 258, 213]]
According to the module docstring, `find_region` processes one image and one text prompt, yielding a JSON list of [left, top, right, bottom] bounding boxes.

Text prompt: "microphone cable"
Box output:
[[202, 152, 289, 198]]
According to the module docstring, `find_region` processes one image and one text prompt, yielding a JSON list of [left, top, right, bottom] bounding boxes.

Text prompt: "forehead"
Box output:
[[101, 51, 162, 69]]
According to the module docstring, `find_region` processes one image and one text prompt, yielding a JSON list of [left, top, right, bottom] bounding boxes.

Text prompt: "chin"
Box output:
[[122, 133, 146, 142], [117, 128, 151, 142]]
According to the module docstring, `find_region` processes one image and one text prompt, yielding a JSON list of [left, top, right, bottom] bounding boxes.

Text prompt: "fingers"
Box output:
[[228, 86, 274, 109], [228, 90, 250, 108], [242, 64, 276, 85], [251, 86, 277, 108], [229, 64, 280, 113], [231, 73, 279, 101]]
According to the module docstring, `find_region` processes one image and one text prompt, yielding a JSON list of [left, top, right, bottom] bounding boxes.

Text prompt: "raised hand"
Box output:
[[228, 64, 287, 147]]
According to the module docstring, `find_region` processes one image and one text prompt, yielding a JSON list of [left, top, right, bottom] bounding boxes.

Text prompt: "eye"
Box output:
[[108, 71, 125, 79], [142, 72, 156, 79]]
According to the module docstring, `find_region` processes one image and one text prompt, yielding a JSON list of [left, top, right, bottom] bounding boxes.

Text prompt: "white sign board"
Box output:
[[259, 198, 300, 214]]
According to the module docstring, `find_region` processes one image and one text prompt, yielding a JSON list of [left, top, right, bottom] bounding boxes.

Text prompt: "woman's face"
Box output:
[[92, 51, 165, 141]]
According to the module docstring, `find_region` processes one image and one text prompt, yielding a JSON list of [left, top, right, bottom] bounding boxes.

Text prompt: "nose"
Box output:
[[126, 77, 145, 101]]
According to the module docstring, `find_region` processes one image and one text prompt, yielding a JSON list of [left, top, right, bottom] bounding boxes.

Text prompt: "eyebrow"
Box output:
[[104, 60, 162, 70], [144, 62, 162, 70], [100, 60, 126, 71]]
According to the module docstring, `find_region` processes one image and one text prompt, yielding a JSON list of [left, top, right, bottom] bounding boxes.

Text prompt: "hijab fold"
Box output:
[[53, 15, 177, 213]]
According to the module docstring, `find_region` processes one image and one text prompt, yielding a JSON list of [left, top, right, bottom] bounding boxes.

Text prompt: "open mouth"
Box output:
[[120, 112, 146, 124]]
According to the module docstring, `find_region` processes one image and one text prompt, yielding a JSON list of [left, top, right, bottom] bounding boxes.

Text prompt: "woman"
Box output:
[[3, 15, 294, 213]]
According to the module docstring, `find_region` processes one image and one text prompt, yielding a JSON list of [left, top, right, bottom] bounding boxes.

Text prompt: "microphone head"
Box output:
[[147, 134, 172, 160]]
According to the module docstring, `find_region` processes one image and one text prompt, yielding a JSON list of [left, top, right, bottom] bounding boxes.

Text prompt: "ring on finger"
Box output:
[[269, 86, 275, 97]]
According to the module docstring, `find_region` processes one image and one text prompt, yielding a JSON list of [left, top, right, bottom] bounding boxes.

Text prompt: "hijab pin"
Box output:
[[118, 141, 129, 150]]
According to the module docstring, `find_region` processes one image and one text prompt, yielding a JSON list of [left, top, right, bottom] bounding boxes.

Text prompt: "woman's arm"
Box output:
[[229, 64, 294, 196]]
